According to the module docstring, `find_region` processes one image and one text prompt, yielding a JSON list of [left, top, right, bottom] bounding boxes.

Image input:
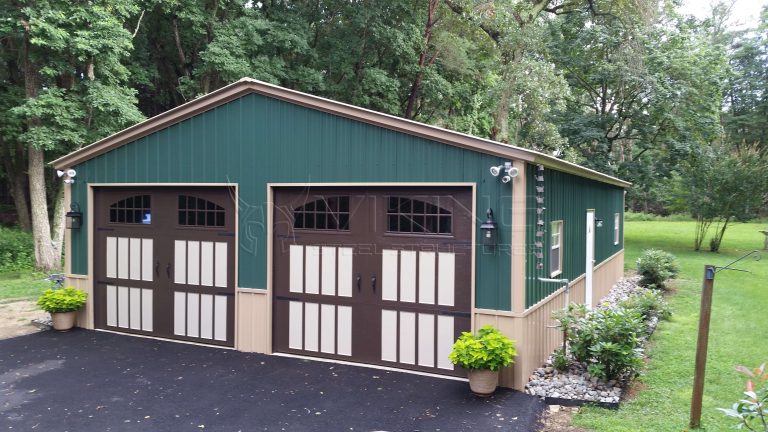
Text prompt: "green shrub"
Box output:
[[449, 325, 517, 371], [37, 287, 88, 313], [0, 227, 35, 272], [621, 290, 672, 321], [718, 363, 768, 431], [624, 212, 694, 222], [560, 307, 645, 382], [636, 249, 679, 289], [551, 347, 569, 371]]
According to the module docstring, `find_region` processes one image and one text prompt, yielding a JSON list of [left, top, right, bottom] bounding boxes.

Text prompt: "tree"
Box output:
[[549, 5, 729, 214], [673, 145, 768, 251], [722, 6, 768, 156], [0, 0, 144, 270]]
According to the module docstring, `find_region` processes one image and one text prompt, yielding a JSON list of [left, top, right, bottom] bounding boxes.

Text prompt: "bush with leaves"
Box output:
[[718, 363, 768, 431], [37, 287, 88, 313], [636, 249, 679, 289], [551, 347, 569, 371], [553, 304, 647, 382], [0, 227, 35, 273], [449, 325, 517, 371], [621, 290, 672, 321]]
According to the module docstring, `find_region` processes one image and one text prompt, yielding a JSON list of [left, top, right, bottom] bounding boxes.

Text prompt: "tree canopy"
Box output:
[[1, 0, 767, 267]]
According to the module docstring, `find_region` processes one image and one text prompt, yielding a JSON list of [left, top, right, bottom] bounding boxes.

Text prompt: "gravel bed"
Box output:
[[525, 275, 659, 404]]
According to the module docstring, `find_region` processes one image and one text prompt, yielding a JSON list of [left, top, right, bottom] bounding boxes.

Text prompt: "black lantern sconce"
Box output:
[[480, 208, 498, 246], [65, 203, 83, 230]]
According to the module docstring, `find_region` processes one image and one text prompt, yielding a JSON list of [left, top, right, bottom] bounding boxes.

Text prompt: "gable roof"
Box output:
[[52, 78, 630, 188]]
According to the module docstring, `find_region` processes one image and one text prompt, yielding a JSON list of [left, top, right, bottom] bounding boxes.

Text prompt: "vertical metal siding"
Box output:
[[68, 94, 515, 310], [525, 164, 624, 308]]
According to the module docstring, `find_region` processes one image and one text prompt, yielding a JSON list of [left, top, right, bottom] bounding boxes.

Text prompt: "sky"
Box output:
[[679, 0, 766, 30]]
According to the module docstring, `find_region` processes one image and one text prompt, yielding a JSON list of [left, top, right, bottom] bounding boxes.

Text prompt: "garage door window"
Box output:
[[109, 195, 151, 224], [178, 195, 225, 227], [293, 196, 350, 231], [387, 197, 451, 234]]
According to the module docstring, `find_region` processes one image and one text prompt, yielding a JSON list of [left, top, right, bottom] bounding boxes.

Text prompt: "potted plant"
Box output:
[[37, 287, 88, 331], [449, 325, 517, 396]]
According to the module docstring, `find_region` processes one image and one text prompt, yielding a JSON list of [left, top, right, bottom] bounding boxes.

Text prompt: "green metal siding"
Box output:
[[69, 93, 515, 310], [525, 163, 624, 308]]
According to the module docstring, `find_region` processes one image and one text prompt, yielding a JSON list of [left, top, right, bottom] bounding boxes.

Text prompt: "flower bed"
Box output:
[[525, 275, 669, 406]]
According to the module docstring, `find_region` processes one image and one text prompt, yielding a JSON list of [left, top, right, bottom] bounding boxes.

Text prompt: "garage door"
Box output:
[[273, 187, 473, 376], [93, 187, 236, 347]]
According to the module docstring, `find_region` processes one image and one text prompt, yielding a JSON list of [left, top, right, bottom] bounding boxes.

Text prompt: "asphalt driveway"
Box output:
[[0, 329, 544, 431]]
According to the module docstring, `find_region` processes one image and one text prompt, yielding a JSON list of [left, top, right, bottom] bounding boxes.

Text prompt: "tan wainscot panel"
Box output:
[[593, 250, 625, 302], [475, 250, 624, 391], [235, 288, 271, 353], [65, 274, 94, 329]]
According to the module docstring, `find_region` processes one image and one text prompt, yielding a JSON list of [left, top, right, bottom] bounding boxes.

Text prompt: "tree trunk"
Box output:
[[694, 216, 712, 251], [1, 140, 32, 231], [28, 146, 58, 271], [22, 17, 58, 271], [172, 17, 190, 77], [709, 217, 731, 252], [491, 78, 512, 143], [51, 182, 66, 266], [404, 0, 439, 120]]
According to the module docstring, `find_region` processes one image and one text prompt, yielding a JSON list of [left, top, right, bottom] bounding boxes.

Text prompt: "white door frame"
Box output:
[[585, 209, 595, 308]]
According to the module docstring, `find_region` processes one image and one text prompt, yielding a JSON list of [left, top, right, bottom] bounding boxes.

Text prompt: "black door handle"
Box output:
[[166, 263, 172, 279], [155, 261, 159, 277], [371, 274, 377, 292], [356, 274, 362, 291]]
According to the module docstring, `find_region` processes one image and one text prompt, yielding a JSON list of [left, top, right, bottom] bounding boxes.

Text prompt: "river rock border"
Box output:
[[525, 275, 660, 407]]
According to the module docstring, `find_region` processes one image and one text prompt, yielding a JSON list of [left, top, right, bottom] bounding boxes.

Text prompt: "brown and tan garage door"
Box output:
[[93, 187, 236, 347], [273, 187, 472, 376]]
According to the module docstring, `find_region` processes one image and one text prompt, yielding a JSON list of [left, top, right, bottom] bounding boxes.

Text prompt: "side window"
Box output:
[[293, 196, 350, 231], [614, 213, 620, 245], [109, 195, 151, 224], [386, 197, 451, 235], [178, 195, 225, 227], [550, 220, 563, 277]]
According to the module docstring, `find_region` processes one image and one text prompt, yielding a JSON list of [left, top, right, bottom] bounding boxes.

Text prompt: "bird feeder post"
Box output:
[[689, 265, 715, 429]]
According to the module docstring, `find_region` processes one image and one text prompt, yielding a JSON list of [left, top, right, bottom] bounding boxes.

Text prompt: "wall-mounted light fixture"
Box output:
[[65, 203, 83, 230], [57, 168, 77, 184], [480, 208, 498, 246], [489, 162, 518, 183], [595, 218, 604, 228]]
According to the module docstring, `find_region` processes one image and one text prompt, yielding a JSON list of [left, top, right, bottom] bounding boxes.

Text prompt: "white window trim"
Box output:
[[550, 220, 563, 277], [613, 213, 620, 245]]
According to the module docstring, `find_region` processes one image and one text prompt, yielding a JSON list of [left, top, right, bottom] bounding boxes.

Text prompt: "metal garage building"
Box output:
[[54, 78, 628, 390]]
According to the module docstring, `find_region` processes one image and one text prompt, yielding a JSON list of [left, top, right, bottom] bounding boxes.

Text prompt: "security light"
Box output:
[[501, 175, 512, 183], [490, 162, 514, 178], [56, 170, 66, 178], [66, 169, 77, 178]]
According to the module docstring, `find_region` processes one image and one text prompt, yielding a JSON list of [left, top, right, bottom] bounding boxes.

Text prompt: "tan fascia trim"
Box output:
[[52, 78, 631, 188]]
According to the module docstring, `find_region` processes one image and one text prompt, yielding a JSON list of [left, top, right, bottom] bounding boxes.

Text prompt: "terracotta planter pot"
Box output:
[[467, 369, 499, 397], [51, 311, 77, 331]]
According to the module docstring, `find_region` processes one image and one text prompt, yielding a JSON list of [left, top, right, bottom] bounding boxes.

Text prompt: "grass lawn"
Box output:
[[573, 220, 768, 431], [0, 271, 50, 302]]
